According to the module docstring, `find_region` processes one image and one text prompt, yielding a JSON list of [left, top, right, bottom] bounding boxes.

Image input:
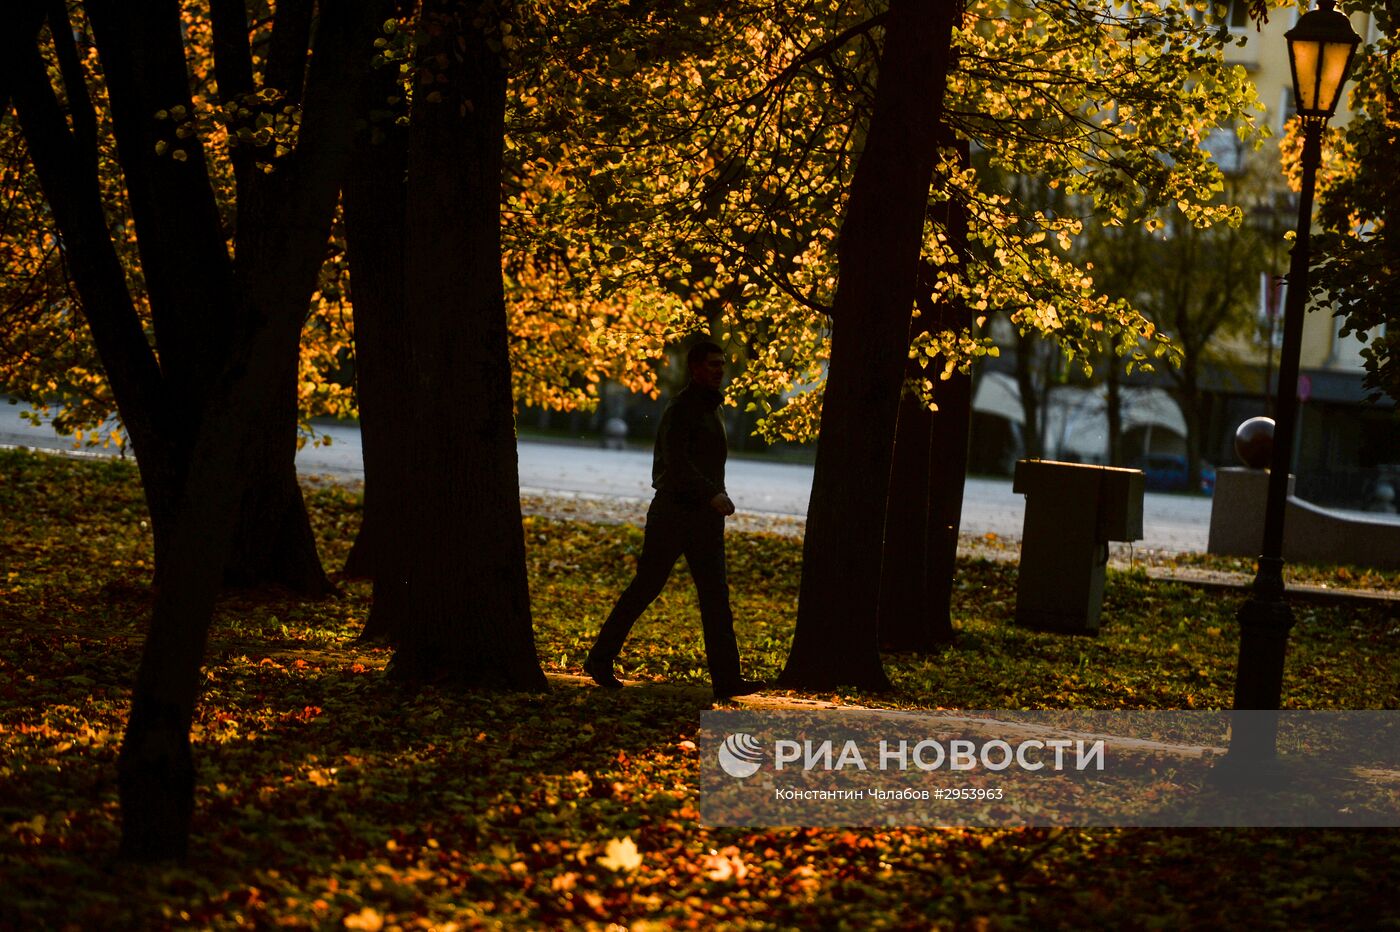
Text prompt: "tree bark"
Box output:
[[81, 0, 331, 594], [878, 369, 936, 649], [100, 0, 380, 859], [382, 0, 546, 689], [4, 6, 170, 528], [223, 402, 330, 593], [1105, 353, 1123, 466], [1177, 367, 1203, 493], [1388, 0, 1399, 314], [919, 144, 973, 648], [119, 314, 303, 861], [1013, 326, 1043, 460], [778, 0, 956, 691], [877, 139, 970, 653], [343, 21, 412, 639]]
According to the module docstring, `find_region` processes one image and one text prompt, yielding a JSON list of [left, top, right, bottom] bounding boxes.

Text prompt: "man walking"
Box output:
[[583, 341, 765, 699]]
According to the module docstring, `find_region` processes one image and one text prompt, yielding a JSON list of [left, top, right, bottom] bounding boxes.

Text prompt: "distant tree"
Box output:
[[1083, 174, 1272, 488]]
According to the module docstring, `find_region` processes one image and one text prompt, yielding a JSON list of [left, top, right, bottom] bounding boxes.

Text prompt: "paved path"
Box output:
[[0, 405, 1217, 551]]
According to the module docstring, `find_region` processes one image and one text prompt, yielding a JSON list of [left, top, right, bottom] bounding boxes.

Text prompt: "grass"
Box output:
[[1167, 548, 1400, 593], [2, 447, 1398, 930]]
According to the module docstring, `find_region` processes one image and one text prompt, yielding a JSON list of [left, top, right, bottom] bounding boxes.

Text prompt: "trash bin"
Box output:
[[602, 417, 629, 451], [1012, 459, 1145, 634]]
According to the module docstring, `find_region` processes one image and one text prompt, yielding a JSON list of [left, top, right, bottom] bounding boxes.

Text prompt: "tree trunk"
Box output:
[[778, 0, 955, 691], [110, 0, 383, 860], [82, 0, 333, 595], [382, 1, 546, 689], [223, 371, 331, 594], [1179, 372, 1203, 493], [924, 356, 972, 637], [1105, 354, 1123, 466], [878, 370, 937, 650], [1014, 327, 1043, 459], [120, 314, 303, 861], [1384, 0, 1399, 393], [877, 139, 970, 653], [4, 6, 170, 527], [343, 29, 412, 639]]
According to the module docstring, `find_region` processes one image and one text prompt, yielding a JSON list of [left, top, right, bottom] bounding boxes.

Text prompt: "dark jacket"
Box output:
[[652, 383, 727, 505]]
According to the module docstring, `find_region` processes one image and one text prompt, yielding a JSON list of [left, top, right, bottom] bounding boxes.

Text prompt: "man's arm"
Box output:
[[661, 402, 728, 511]]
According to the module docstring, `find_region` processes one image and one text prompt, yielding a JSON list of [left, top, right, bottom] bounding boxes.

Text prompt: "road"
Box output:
[[0, 404, 1214, 552]]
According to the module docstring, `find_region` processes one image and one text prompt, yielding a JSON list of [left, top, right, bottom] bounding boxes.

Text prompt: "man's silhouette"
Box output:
[[583, 341, 764, 699]]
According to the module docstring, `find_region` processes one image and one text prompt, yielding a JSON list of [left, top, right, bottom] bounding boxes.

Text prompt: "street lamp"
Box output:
[[1223, 0, 1361, 769]]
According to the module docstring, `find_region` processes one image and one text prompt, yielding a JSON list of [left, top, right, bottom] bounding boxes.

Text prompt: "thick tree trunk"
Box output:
[[341, 521, 374, 580], [342, 13, 412, 628], [223, 383, 330, 594], [83, 0, 333, 595], [877, 140, 970, 654], [344, 101, 412, 641], [120, 315, 302, 861], [110, 0, 381, 860], [778, 0, 955, 691], [382, 1, 546, 689]]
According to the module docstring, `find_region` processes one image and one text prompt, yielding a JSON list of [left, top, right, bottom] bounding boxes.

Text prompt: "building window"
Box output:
[[1228, 0, 1250, 32], [1188, 1, 1253, 31], [1204, 126, 1246, 175]]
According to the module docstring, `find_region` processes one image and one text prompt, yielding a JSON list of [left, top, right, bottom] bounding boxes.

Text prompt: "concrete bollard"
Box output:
[[1013, 460, 1145, 634]]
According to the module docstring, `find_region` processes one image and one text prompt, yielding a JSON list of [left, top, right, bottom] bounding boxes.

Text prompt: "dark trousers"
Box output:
[[589, 492, 743, 688]]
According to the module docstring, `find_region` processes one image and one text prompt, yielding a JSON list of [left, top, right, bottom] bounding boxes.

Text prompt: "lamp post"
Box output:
[[1224, 0, 1361, 767]]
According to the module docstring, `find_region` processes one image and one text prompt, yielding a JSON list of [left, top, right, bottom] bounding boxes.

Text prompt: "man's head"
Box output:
[[686, 340, 726, 391]]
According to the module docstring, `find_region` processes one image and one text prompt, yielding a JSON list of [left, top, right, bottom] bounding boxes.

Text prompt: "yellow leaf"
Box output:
[[343, 907, 383, 931], [597, 836, 643, 872], [341, 901, 380, 923]]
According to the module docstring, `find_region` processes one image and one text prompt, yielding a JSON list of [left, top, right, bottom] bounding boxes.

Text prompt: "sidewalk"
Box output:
[[513, 488, 1400, 609], [6, 406, 1396, 607], [1, 402, 1217, 552]]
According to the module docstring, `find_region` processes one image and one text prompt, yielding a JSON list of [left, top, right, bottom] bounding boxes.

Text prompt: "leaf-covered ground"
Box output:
[[2, 448, 1398, 929], [1167, 547, 1400, 593]]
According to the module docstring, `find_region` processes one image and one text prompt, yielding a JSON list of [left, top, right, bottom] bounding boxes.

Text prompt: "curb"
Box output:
[[1142, 567, 1400, 609]]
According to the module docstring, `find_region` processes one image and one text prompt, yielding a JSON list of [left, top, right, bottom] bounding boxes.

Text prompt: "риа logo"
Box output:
[[717, 733, 764, 778]]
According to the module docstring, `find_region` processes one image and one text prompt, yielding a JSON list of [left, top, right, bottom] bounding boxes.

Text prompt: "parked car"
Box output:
[[1129, 454, 1216, 495]]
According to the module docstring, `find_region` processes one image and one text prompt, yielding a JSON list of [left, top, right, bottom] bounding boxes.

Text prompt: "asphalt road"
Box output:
[[0, 403, 1217, 552]]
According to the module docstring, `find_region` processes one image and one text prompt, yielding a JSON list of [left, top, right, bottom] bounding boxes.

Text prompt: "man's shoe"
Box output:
[[583, 656, 623, 689], [714, 679, 766, 700]]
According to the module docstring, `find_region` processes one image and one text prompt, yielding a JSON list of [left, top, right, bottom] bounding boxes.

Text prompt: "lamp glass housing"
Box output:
[[1285, 3, 1362, 118]]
